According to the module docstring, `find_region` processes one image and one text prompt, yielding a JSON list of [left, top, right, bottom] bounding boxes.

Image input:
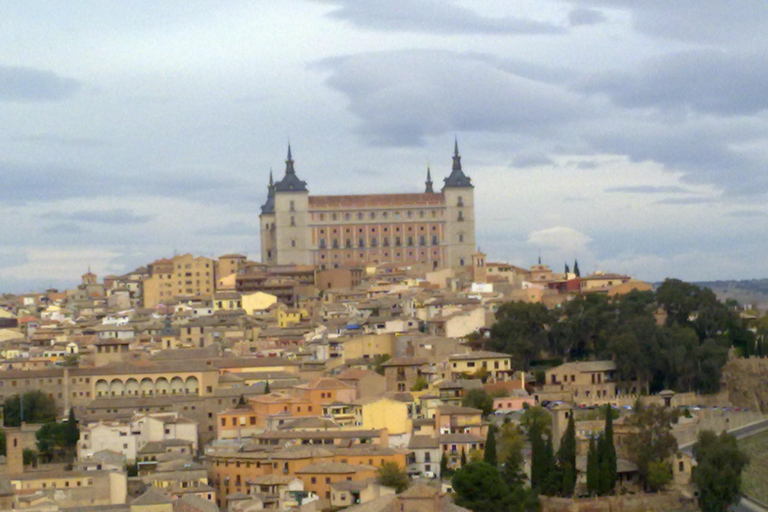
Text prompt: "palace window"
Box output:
[[319, 239, 326, 249], [357, 212, 363, 220], [458, 211, 464, 221], [395, 237, 401, 247], [432, 235, 438, 245], [419, 236, 426, 246], [358, 238, 365, 248], [407, 236, 414, 246]]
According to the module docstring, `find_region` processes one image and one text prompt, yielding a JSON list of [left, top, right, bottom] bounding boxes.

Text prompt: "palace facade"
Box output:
[[259, 142, 476, 269]]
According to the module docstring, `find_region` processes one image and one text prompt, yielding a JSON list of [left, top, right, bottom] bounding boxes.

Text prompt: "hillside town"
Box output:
[[0, 246, 765, 512]]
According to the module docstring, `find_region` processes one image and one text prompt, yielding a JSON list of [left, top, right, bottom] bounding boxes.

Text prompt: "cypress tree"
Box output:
[[460, 447, 467, 467], [599, 405, 617, 495], [484, 424, 497, 466], [529, 422, 546, 490], [63, 408, 79, 450], [543, 436, 559, 496], [574, 260, 581, 277], [557, 415, 577, 496], [440, 452, 448, 478], [565, 263, 570, 274], [264, 380, 270, 394], [586, 436, 599, 495]]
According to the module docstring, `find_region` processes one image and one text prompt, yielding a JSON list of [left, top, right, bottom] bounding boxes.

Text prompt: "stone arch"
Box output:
[[155, 377, 169, 395], [185, 376, 199, 394], [140, 378, 154, 396], [170, 376, 185, 395], [109, 379, 125, 397], [125, 378, 139, 396], [95, 379, 109, 398]]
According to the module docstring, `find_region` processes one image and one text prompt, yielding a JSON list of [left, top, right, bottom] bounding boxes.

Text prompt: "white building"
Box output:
[[78, 412, 198, 462]]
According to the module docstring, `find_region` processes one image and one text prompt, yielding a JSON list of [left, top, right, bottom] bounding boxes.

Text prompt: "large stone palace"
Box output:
[[259, 141, 476, 269]]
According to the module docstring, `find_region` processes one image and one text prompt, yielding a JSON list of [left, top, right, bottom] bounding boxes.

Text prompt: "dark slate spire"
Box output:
[[425, 165, 434, 193], [443, 138, 473, 189], [274, 144, 308, 192], [260, 168, 276, 214]]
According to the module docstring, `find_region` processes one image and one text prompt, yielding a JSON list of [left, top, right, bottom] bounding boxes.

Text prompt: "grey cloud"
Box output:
[[42, 222, 86, 234], [0, 251, 29, 268], [578, 49, 768, 115], [0, 161, 253, 205], [509, 151, 556, 168], [606, 185, 693, 194], [573, 161, 599, 170], [43, 209, 154, 225], [8, 134, 108, 148], [561, 1, 768, 44], [0, 65, 81, 102], [654, 197, 718, 205], [317, 0, 565, 35], [726, 210, 767, 218], [316, 50, 586, 146], [195, 222, 257, 237], [568, 8, 606, 26]]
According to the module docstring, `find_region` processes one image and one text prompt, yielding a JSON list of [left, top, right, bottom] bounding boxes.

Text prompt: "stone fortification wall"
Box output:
[[540, 491, 696, 512], [672, 409, 765, 446], [723, 357, 768, 412]]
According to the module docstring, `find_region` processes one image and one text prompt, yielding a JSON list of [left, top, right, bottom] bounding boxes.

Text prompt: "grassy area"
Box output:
[[739, 428, 768, 503]]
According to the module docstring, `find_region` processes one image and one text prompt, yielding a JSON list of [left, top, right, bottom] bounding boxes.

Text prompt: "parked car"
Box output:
[[423, 471, 436, 479]]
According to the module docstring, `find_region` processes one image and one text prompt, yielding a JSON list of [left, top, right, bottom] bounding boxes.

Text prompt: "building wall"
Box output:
[[361, 398, 412, 436], [143, 254, 216, 308]]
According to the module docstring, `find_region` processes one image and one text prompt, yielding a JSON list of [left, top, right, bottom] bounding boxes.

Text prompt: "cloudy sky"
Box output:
[[1, 1, 767, 292]]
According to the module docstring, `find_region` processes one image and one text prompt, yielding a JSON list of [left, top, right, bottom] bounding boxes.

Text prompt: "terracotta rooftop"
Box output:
[[309, 193, 444, 209]]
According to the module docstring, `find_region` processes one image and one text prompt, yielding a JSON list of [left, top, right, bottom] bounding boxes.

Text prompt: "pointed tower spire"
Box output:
[[425, 164, 434, 193], [285, 144, 296, 176], [274, 144, 308, 192], [260, 168, 276, 214], [443, 137, 473, 189]]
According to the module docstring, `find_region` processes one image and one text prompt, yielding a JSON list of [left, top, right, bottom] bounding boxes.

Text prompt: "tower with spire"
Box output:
[[259, 139, 475, 268], [424, 165, 434, 193], [441, 138, 476, 267]]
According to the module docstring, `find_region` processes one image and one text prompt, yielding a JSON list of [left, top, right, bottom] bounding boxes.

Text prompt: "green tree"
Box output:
[[484, 424, 497, 466], [573, 260, 580, 277], [692, 430, 750, 512], [646, 461, 672, 492], [0, 430, 5, 455], [586, 436, 599, 495], [557, 415, 576, 496], [460, 447, 467, 467], [542, 437, 560, 496], [264, 380, 271, 394], [452, 461, 510, 512], [63, 408, 79, 453], [598, 405, 617, 494], [36, 422, 66, 462], [624, 402, 679, 491], [488, 301, 553, 369], [373, 354, 391, 375], [3, 391, 58, 427], [565, 263, 570, 275], [61, 354, 80, 367], [462, 389, 494, 417], [411, 376, 428, 391], [376, 462, 409, 493], [22, 449, 38, 467], [440, 452, 449, 478], [528, 422, 547, 491], [520, 405, 551, 438]]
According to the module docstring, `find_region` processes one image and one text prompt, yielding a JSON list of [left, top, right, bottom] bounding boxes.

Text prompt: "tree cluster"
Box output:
[[586, 406, 617, 495], [35, 409, 79, 463], [624, 401, 678, 491], [692, 430, 750, 512], [376, 462, 409, 493], [452, 423, 538, 512], [488, 279, 752, 394], [2, 391, 58, 427]]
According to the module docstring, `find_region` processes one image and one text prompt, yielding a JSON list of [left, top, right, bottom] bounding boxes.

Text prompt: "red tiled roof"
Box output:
[[309, 193, 444, 209]]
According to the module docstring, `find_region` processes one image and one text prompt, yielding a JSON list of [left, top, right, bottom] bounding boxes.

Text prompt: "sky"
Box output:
[[1, 1, 768, 293]]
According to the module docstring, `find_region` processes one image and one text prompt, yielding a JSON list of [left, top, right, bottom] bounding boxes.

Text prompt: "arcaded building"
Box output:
[[259, 142, 476, 269]]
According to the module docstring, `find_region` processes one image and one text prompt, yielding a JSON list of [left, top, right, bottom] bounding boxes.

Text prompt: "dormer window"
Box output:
[[457, 196, 464, 206]]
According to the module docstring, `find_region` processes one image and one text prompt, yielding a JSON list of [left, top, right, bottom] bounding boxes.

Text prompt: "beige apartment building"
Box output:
[[259, 142, 476, 270], [142, 254, 216, 308]]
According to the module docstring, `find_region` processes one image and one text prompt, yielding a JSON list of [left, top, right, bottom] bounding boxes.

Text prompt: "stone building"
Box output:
[[260, 141, 476, 270]]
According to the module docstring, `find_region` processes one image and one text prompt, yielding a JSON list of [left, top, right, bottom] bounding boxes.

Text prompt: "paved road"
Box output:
[[732, 495, 768, 512]]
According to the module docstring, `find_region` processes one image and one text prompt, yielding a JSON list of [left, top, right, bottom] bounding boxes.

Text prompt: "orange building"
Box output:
[[216, 392, 316, 438], [294, 378, 357, 405], [295, 462, 378, 500]]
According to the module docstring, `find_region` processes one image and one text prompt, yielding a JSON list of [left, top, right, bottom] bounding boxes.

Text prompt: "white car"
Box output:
[[423, 471, 436, 479]]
